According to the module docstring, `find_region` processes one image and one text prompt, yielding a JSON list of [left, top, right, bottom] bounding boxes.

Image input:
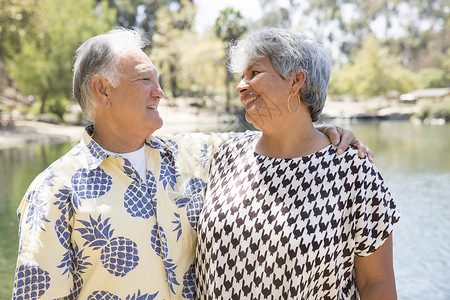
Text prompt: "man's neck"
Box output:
[[92, 124, 147, 154]]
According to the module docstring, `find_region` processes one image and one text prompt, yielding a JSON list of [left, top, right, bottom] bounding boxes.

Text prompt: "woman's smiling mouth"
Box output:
[[242, 96, 258, 108]]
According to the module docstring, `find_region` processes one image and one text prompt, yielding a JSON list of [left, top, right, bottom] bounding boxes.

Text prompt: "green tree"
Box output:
[[6, 0, 115, 118], [0, 0, 41, 60], [0, 0, 41, 91], [214, 8, 247, 112], [99, 0, 194, 49], [419, 68, 447, 88], [150, 0, 197, 97], [256, 0, 293, 28], [161, 31, 226, 98], [330, 36, 419, 99], [293, 0, 448, 67]]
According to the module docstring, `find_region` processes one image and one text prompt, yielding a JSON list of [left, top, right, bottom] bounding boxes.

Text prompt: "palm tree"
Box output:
[[214, 8, 247, 112]]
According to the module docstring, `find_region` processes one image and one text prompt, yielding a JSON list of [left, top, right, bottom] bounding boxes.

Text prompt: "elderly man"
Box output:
[[12, 28, 370, 299]]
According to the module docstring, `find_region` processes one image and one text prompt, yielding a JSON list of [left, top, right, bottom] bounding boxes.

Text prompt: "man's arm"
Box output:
[[13, 180, 74, 299], [316, 125, 374, 162], [354, 234, 397, 300]]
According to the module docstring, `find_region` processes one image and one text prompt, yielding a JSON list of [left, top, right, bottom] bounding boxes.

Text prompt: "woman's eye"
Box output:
[[252, 71, 260, 76]]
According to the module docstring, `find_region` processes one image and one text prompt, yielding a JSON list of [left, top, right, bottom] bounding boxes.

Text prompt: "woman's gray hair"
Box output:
[[229, 27, 332, 122], [72, 28, 149, 121]]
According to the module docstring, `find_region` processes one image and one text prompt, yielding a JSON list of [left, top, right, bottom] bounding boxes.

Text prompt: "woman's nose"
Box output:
[[236, 79, 249, 94]]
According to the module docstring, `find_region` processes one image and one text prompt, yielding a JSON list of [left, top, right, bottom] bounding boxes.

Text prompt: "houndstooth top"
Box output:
[[196, 131, 400, 299]]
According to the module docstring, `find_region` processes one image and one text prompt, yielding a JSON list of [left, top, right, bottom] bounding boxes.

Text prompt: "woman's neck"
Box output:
[[255, 122, 330, 159]]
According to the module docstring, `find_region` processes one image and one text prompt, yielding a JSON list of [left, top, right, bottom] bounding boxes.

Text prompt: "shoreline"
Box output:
[[0, 99, 423, 150]]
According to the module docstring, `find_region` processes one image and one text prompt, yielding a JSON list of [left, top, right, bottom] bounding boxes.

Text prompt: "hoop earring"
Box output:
[[287, 94, 300, 113]]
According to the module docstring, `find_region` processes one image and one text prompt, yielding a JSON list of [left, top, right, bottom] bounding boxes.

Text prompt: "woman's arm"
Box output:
[[354, 234, 397, 300]]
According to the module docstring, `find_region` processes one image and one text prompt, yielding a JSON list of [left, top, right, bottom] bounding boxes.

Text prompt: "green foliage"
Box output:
[[150, 0, 198, 97], [47, 97, 70, 122], [5, 0, 115, 118], [214, 8, 247, 110], [99, 0, 195, 48], [297, 0, 448, 68], [256, 0, 296, 28], [2, 0, 447, 112], [413, 99, 450, 122], [176, 34, 226, 97], [0, 0, 41, 60], [329, 36, 419, 99], [215, 8, 247, 42], [419, 68, 447, 88]]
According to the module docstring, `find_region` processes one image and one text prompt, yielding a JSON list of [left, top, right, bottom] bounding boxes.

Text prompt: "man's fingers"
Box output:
[[337, 127, 356, 154], [323, 126, 340, 146], [366, 145, 375, 163], [349, 139, 373, 162]]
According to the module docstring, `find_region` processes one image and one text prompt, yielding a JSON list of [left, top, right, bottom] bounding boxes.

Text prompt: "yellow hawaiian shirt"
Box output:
[[12, 125, 232, 299]]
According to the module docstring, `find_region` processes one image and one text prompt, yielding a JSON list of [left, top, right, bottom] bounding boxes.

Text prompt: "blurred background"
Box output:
[[0, 0, 449, 299]]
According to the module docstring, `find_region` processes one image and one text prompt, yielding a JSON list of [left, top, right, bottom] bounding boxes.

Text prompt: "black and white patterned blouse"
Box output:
[[196, 131, 400, 299]]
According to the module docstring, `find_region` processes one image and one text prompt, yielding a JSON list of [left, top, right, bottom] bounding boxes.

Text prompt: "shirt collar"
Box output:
[[79, 125, 110, 170], [79, 125, 174, 170]]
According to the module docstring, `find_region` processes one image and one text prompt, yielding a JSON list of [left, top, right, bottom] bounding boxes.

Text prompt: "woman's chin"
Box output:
[[245, 113, 262, 131]]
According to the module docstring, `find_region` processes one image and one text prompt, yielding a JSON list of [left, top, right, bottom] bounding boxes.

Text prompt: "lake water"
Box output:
[[0, 120, 449, 299]]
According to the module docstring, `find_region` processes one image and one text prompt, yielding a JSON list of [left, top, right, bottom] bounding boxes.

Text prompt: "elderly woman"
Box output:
[[196, 28, 400, 299]]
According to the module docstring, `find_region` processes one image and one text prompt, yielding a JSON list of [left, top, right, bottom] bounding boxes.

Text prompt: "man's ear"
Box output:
[[91, 76, 111, 107], [291, 70, 306, 96]]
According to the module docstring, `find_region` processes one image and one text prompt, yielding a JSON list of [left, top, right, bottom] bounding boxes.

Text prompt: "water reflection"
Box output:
[[0, 121, 449, 299]]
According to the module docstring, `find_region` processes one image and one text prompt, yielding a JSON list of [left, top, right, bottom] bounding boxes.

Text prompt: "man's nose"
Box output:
[[152, 82, 164, 99]]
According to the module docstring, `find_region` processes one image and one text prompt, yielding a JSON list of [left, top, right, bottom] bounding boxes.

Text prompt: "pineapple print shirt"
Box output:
[[13, 125, 231, 300]]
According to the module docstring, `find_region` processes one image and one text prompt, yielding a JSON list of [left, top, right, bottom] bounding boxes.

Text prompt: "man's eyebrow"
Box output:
[[135, 65, 160, 78]]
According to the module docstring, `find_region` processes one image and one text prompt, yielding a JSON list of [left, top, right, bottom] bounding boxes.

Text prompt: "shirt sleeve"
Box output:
[[353, 158, 401, 257], [13, 174, 75, 299]]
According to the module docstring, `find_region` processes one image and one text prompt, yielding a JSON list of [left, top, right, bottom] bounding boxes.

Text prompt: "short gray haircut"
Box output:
[[73, 28, 149, 121], [229, 27, 332, 122]]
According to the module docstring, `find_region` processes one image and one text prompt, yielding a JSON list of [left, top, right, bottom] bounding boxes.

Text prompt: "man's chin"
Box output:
[[147, 118, 163, 135]]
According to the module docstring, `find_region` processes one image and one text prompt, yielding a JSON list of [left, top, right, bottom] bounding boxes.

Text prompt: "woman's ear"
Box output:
[[291, 71, 306, 95], [91, 76, 111, 107]]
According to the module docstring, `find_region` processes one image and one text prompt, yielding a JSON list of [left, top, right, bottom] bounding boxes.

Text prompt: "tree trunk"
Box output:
[[40, 93, 47, 115]]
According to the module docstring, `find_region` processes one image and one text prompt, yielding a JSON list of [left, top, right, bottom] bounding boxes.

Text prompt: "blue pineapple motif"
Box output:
[[191, 134, 209, 167], [55, 214, 73, 275], [101, 236, 139, 277], [53, 186, 77, 275], [88, 290, 120, 299], [13, 262, 51, 299], [151, 138, 180, 190], [159, 152, 180, 190], [175, 177, 206, 231], [200, 143, 209, 167], [150, 225, 167, 259], [150, 225, 180, 294], [88, 290, 159, 300], [182, 264, 196, 299], [172, 212, 182, 241], [76, 216, 139, 277], [163, 259, 180, 295], [66, 243, 92, 300], [75, 142, 104, 168], [24, 188, 50, 231], [125, 290, 159, 300], [71, 167, 112, 200], [124, 170, 157, 219]]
